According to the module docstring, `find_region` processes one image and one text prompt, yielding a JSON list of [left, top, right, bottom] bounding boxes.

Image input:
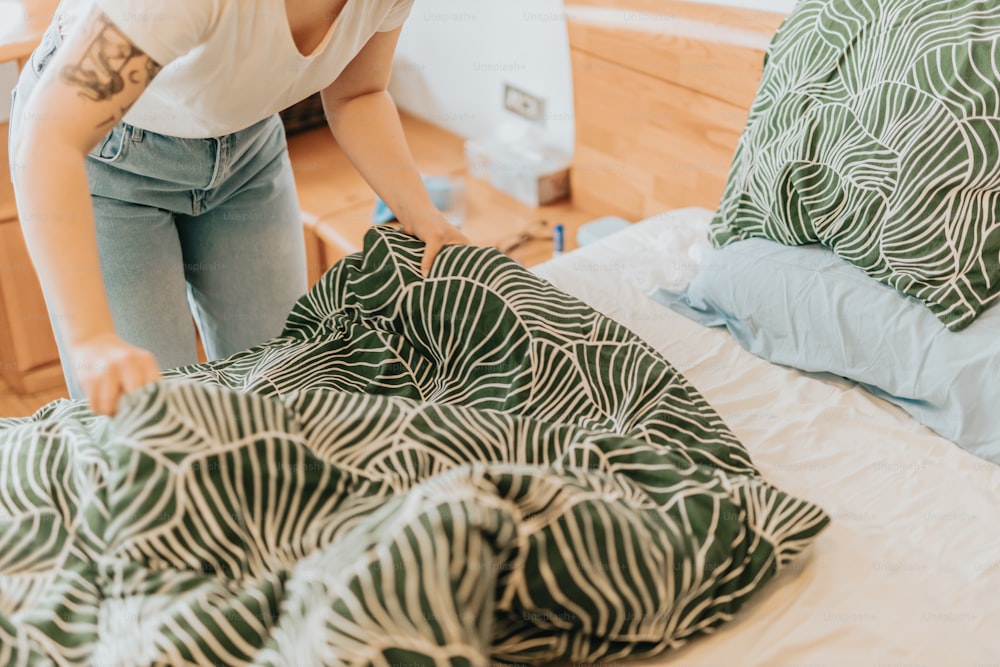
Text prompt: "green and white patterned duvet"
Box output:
[[0, 229, 829, 666]]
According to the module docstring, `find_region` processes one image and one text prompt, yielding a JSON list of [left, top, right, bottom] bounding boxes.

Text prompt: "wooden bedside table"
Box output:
[[287, 113, 593, 273], [314, 177, 592, 269], [0, 0, 66, 406]]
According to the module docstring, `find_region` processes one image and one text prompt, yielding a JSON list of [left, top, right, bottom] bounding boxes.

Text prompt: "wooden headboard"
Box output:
[[565, 0, 786, 219]]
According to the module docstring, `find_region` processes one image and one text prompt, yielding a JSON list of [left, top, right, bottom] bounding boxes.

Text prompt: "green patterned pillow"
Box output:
[[710, 0, 1000, 331]]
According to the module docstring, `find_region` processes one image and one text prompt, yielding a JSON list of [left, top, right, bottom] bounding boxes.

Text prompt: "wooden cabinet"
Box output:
[[287, 114, 592, 272], [314, 177, 591, 270], [0, 121, 64, 394], [1, 0, 66, 397]]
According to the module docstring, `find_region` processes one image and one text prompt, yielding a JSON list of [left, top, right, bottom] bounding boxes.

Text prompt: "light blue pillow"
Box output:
[[653, 239, 1000, 464]]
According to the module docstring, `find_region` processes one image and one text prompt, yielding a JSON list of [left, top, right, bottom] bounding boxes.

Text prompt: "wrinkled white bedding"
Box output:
[[534, 207, 1000, 666]]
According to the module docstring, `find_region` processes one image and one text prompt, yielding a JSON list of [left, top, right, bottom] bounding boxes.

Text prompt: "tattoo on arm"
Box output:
[[144, 58, 161, 84], [94, 105, 136, 131], [60, 14, 162, 103]]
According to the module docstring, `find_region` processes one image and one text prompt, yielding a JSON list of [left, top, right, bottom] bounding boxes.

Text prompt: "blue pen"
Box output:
[[553, 223, 564, 257]]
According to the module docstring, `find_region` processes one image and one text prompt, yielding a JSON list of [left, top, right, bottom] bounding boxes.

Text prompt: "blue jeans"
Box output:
[[9, 25, 308, 398]]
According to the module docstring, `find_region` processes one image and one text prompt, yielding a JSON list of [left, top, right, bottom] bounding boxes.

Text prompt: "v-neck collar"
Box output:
[[283, 0, 351, 59]]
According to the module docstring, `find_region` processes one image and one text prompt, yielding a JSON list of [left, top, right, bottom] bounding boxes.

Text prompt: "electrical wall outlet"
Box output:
[[503, 83, 546, 124]]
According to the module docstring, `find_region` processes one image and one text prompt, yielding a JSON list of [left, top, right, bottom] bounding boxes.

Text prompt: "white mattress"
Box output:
[[533, 208, 1000, 665]]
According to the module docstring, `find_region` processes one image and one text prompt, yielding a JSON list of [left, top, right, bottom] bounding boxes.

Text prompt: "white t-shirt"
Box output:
[[54, 0, 414, 138]]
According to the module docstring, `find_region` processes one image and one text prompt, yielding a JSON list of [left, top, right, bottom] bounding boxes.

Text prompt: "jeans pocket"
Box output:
[[30, 26, 60, 77], [88, 123, 130, 163]]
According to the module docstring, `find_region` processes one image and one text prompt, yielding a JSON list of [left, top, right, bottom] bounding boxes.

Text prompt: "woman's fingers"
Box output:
[[399, 212, 471, 276], [72, 333, 163, 416], [90, 366, 120, 416], [421, 236, 443, 276], [421, 227, 471, 276], [120, 348, 161, 393]]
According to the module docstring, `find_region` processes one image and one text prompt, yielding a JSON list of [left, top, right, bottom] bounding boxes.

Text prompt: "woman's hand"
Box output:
[[399, 210, 471, 276], [319, 30, 471, 277], [71, 332, 162, 415]]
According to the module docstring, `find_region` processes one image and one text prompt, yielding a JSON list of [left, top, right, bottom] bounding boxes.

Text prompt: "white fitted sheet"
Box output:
[[533, 207, 1000, 665]]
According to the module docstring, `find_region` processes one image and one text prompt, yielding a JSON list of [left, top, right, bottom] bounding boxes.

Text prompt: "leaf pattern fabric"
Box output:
[[711, 0, 1000, 331], [0, 229, 828, 666]]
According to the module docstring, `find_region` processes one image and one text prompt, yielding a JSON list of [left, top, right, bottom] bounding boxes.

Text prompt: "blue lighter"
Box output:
[[553, 223, 564, 258]]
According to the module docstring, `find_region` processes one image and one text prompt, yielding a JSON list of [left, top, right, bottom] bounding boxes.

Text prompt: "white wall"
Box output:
[[389, 0, 798, 155], [389, 0, 577, 155]]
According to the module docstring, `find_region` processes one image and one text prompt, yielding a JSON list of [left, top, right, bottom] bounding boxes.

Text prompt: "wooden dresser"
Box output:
[[0, 0, 64, 395], [288, 114, 594, 272]]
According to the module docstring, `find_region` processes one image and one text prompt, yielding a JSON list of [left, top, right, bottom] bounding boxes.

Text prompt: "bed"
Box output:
[[535, 208, 1000, 664], [2, 0, 999, 664], [539, 0, 1000, 662]]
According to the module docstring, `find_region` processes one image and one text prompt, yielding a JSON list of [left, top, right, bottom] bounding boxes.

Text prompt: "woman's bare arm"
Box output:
[[12, 6, 163, 414], [321, 27, 468, 276]]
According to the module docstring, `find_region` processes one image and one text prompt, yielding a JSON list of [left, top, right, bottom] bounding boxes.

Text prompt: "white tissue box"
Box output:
[[465, 138, 570, 207]]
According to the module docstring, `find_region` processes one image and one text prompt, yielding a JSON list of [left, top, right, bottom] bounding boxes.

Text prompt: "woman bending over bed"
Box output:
[[9, 0, 467, 416]]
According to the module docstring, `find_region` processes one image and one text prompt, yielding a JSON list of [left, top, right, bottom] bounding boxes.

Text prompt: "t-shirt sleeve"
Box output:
[[92, 0, 219, 66], [377, 0, 414, 32]]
